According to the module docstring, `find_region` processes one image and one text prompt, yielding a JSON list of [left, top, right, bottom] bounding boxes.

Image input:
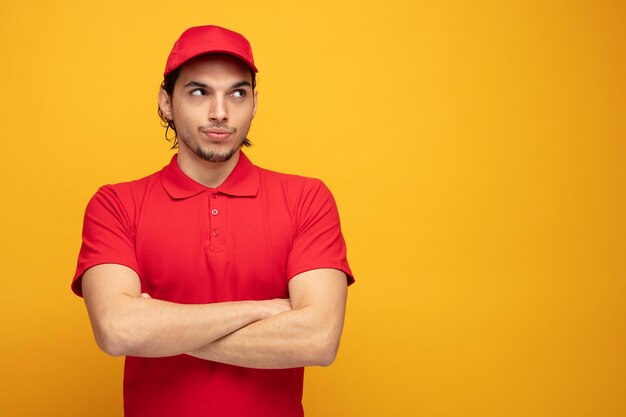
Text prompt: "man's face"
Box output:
[[159, 54, 257, 163]]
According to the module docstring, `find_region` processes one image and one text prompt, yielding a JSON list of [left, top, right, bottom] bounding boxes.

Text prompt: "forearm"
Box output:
[[188, 305, 343, 369], [188, 269, 348, 369], [91, 296, 282, 358], [82, 264, 290, 358]]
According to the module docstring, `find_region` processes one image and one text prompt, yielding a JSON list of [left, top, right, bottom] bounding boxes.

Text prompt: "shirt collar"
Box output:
[[161, 151, 259, 199]]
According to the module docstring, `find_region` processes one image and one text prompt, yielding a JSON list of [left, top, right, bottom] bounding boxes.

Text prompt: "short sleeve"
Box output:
[[71, 186, 140, 297], [286, 180, 354, 285]]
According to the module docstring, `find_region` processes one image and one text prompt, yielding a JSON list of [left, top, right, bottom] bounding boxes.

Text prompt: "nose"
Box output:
[[209, 95, 228, 122]]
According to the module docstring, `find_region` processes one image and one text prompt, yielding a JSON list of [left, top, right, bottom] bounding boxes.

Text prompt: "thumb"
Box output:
[[140, 293, 152, 299]]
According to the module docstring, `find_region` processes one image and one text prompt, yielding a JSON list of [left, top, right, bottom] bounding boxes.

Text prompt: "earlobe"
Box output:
[[158, 89, 173, 120], [252, 90, 258, 118]]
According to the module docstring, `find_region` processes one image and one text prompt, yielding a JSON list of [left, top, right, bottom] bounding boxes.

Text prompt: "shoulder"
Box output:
[[96, 170, 161, 198], [256, 166, 331, 197], [255, 166, 338, 218], [85, 169, 163, 218]]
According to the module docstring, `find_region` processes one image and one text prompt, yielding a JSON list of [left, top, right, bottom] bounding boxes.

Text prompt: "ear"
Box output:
[[252, 90, 258, 119], [158, 88, 173, 120]]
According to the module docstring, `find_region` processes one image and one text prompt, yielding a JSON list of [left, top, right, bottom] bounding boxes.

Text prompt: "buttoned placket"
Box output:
[[208, 191, 226, 252]]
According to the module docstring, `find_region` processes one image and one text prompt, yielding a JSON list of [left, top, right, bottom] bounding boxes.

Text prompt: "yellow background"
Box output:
[[1, 1, 624, 416]]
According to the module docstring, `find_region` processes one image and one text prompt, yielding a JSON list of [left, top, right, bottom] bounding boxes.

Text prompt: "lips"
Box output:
[[202, 129, 233, 140]]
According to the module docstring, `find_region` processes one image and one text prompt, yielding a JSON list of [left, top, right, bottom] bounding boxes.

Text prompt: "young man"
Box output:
[[72, 25, 353, 417]]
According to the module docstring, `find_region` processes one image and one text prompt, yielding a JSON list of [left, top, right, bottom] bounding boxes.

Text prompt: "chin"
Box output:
[[195, 145, 239, 163], [179, 133, 243, 163]]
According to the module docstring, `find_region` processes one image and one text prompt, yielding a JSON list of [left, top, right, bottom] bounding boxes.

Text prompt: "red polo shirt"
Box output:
[[72, 152, 353, 417]]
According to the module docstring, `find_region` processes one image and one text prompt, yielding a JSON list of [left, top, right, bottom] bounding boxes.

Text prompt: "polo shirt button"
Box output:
[[211, 193, 218, 199], [212, 228, 220, 236], [211, 208, 219, 216]]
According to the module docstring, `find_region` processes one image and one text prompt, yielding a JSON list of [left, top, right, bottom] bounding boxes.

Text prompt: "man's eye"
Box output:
[[232, 89, 246, 98], [191, 89, 206, 96]]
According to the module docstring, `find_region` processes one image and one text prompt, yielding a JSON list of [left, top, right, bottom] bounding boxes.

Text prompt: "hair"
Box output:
[[158, 64, 256, 149]]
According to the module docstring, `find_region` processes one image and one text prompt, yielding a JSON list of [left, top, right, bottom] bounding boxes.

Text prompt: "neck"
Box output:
[[176, 147, 241, 188]]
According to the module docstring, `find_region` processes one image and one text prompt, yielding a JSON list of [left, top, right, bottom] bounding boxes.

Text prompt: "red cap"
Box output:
[[164, 25, 257, 77]]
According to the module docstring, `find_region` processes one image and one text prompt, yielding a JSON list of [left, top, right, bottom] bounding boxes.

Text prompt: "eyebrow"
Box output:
[[231, 81, 252, 89], [184, 80, 252, 89]]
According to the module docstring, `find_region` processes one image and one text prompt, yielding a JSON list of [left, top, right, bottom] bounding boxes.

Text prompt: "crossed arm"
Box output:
[[81, 264, 348, 368]]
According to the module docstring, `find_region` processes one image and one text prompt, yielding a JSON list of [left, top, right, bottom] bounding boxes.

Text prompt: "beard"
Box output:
[[194, 144, 239, 162], [177, 125, 245, 163]]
